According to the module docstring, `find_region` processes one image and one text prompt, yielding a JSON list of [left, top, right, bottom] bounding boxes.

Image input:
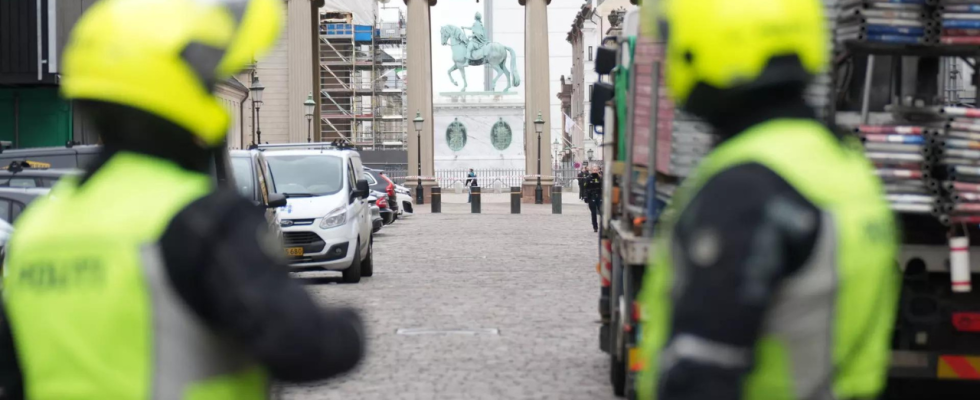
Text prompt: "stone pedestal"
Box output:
[[521, 178, 554, 204], [434, 93, 525, 170]]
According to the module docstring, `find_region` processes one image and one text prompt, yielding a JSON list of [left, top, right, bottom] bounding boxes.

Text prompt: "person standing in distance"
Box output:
[[0, 1, 364, 399], [578, 165, 589, 201], [584, 165, 602, 233], [635, 0, 898, 399]]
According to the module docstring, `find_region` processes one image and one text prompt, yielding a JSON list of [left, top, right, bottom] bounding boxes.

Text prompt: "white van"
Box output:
[[261, 147, 374, 283]]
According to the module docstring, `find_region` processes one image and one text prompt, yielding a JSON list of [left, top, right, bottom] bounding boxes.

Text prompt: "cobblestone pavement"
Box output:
[[282, 200, 614, 400]]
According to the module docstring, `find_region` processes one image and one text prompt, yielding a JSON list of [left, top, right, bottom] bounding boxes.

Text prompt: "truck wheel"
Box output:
[[361, 236, 374, 277], [342, 240, 362, 283]]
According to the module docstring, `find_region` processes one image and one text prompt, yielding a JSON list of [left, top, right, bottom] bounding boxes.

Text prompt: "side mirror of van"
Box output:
[[355, 179, 370, 199], [267, 193, 287, 208]]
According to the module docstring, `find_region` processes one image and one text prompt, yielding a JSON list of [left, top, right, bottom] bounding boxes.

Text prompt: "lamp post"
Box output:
[[250, 76, 265, 145], [587, 148, 594, 162], [304, 92, 315, 143], [534, 112, 545, 204], [413, 110, 425, 205], [552, 138, 560, 170]]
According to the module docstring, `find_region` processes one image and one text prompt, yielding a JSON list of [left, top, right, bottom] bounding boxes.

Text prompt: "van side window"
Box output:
[[350, 156, 364, 180], [255, 158, 270, 205], [347, 160, 357, 194]]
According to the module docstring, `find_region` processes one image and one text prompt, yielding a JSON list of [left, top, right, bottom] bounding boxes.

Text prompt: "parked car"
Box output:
[[0, 144, 99, 169], [364, 167, 414, 216], [372, 190, 395, 225], [0, 143, 236, 189], [363, 168, 399, 217], [261, 147, 374, 283], [392, 183, 414, 216], [367, 193, 384, 233], [0, 165, 80, 188], [0, 187, 52, 262], [229, 150, 287, 240]]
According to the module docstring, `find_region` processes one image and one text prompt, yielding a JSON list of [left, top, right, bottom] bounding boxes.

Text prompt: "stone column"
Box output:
[[405, 0, 438, 202], [287, 0, 315, 143], [520, 0, 553, 203]]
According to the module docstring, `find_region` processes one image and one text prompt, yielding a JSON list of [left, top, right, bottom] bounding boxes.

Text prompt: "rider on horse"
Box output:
[[462, 12, 488, 61]]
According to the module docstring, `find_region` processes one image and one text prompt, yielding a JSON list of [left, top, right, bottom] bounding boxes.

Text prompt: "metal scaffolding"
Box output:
[[318, 6, 407, 150]]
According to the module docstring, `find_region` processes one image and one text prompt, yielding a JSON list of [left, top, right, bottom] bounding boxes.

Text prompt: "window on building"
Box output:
[[589, 84, 594, 101], [588, 46, 593, 61], [590, 124, 594, 139]]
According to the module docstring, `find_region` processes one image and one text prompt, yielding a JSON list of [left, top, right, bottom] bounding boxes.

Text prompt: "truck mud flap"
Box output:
[[600, 324, 611, 353]]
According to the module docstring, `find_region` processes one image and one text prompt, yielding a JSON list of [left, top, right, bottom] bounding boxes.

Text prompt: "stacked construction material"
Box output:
[[938, 1, 980, 44], [808, 0, 838, 120], [935, 107, 980, 224], [650, 46, 715, 179], [856, 124, 935, 214], [837, 0, 933, 45]]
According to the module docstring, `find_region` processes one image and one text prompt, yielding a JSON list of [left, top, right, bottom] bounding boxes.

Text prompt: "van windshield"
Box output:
[[266, 154, 344, 197]]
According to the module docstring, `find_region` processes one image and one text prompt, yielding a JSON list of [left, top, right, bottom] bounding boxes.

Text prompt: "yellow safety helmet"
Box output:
[[61, 0, 284, 146], [661, 0, 827, 112]]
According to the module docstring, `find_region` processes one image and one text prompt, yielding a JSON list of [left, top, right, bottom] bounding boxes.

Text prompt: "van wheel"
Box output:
[[361, 236, 374, 277], [342, 240, 362, 283]]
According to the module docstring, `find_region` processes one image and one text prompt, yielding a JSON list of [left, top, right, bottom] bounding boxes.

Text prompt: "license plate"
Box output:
[[285, 247, 303, 257]]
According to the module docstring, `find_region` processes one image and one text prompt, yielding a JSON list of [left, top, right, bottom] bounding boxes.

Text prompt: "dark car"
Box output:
[[0, 143, 236, 189], [229, 150, 287, 238], [0, 187, 52, 263], [372, 190, 395, 225], [363, 168, 399, 216], [0, 144, 99, 170], [0, 163, 80, 188]]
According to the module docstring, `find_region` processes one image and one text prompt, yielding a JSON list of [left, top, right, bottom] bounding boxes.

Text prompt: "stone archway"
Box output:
[[404, 0, 553, 203]]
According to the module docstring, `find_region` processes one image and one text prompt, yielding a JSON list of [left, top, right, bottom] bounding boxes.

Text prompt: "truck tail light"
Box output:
[[953, 312, 980, 332]]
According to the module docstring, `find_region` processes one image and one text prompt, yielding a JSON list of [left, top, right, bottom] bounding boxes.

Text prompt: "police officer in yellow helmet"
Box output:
[[636, 0, 898, 399], [0, 0, 364, 398]]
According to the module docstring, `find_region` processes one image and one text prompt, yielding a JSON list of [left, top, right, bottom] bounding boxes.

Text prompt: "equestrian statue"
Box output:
[[439, 12, 521, 92]]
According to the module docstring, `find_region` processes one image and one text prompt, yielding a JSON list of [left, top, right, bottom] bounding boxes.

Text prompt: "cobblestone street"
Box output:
[[283, 196, 614, 399]]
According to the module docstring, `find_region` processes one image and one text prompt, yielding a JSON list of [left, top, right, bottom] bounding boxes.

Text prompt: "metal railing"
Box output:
[[373, 167, 584, 190]]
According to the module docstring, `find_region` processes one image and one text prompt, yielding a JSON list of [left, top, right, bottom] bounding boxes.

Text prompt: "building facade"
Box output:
[[0, 0, 311, 149], [565, 0, 635, 165]]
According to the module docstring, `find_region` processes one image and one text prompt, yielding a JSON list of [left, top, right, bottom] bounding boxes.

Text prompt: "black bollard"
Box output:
[[552, 185, 562, 214], [511, 186, 521, 214], [471, 186, 481, 214], [431, 187, 441, 214]]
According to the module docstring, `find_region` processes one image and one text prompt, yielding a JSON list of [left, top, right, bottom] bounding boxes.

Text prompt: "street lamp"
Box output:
[[250, 75, 265, 145], [587, 148, 594, 161], [534, 112, 545, 204], [304, 92, 315, 143], [552, 138, 560, 170], [413, 110, 425, 205]]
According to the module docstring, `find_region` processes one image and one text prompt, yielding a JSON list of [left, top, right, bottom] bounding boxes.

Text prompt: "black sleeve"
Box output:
[[160, 191, 364, 383], [658, 163, 820, 400], [0, 298, 22, 400]]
